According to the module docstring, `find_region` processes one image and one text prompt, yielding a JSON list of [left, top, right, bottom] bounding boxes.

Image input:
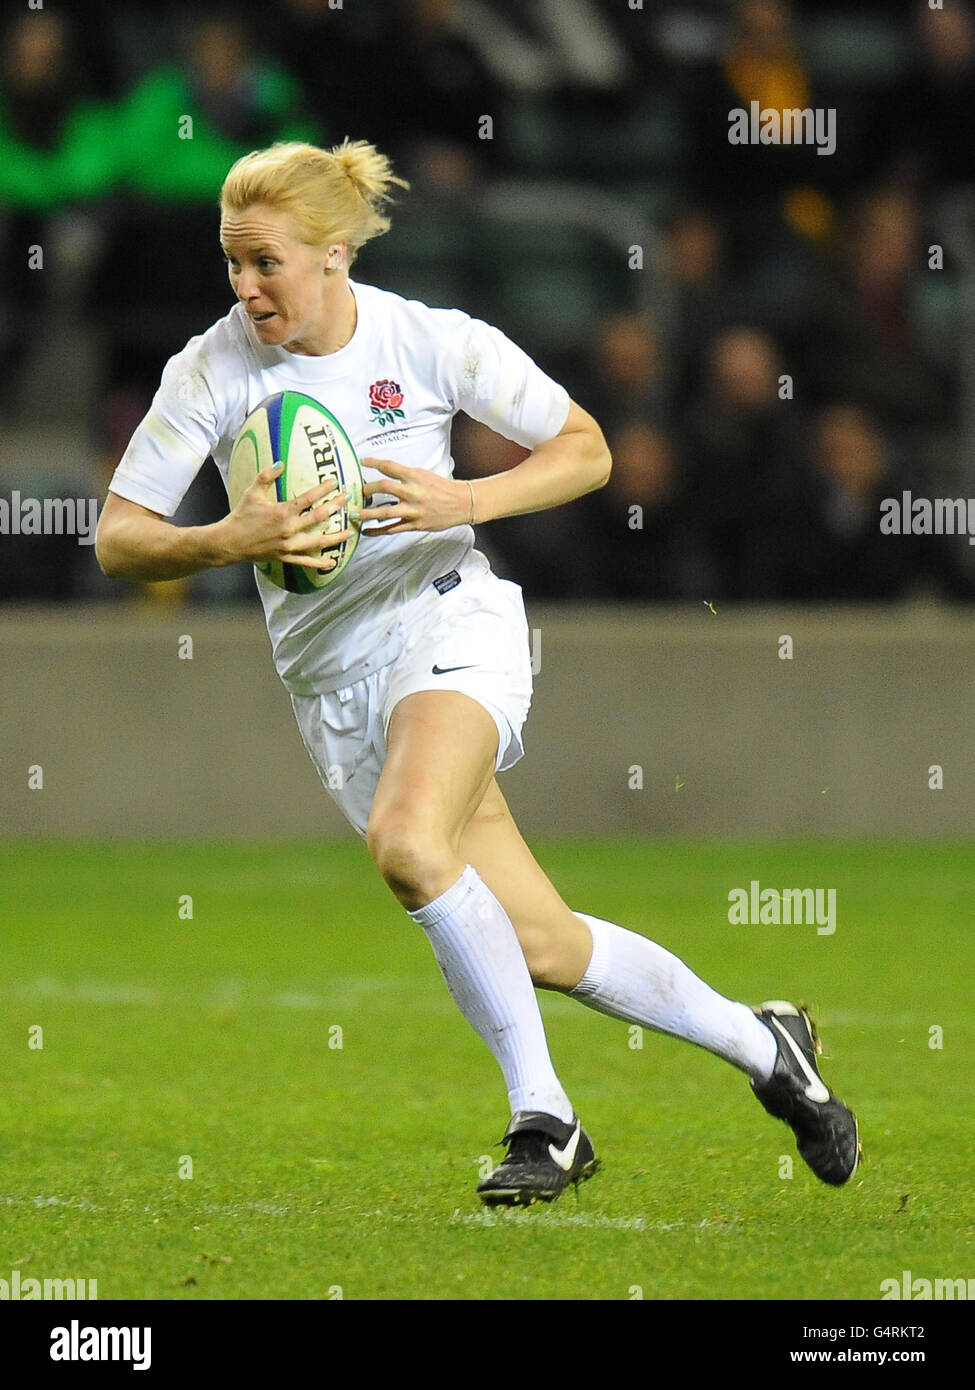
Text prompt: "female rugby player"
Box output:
[[95, 139, 859, 1204]]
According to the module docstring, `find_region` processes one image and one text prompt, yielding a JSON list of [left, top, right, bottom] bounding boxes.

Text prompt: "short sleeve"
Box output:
[[108, 345, 219, 518], [444, 314, 571, 448]]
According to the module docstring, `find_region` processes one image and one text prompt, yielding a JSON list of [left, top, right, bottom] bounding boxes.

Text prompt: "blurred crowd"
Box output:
[[1, 0, 974, 603]]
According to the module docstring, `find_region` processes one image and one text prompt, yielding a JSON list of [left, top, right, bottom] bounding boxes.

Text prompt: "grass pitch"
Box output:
[[1, 839, 971, 1301]]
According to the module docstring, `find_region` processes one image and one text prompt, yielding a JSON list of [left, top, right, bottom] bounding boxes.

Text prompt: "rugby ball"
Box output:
[[227, 391, 363, 593]]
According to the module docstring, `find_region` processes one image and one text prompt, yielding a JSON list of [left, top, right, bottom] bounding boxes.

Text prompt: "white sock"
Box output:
[[571, 913, 777, 1080], [410, 865, 574, 1122]]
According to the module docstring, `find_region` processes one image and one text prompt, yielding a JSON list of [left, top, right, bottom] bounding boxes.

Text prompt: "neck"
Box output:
[[289, 278, 357, 356]]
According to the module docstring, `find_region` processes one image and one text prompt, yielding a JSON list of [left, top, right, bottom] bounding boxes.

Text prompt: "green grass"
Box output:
[[0, 840, 971, 1301]]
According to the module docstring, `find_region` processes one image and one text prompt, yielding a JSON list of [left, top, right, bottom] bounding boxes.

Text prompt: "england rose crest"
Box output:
[[369, 379, 405, 427]]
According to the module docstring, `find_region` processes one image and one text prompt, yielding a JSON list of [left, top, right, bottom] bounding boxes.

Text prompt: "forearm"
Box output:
[[96, 511, 234, 582], [469, 422, 611, 525]]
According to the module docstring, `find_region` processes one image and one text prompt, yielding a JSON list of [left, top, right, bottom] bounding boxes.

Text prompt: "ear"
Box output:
[[325, 243, 347, 271]]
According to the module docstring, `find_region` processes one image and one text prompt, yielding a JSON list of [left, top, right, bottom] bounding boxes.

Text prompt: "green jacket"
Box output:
[[0, 62, 320, 211], [117, 64, 321, 201], [0, 97, 118, 210]]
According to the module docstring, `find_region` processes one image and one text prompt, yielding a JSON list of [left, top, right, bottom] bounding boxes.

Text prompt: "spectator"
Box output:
[[663, 206, 754, 401], [683, 0, 848, 284], [680, 324, 810, 598], [687, 0, 821, 206], [786, 186, 954, 432], [0, 12, 118, 409], [88, 13, 322, 411], [800, 402, 973, 600], [869, 0, 975, 194], [579, 311, 669, 437], [582, 422, 700, 599], [117, 15, 319, 203], [0, 11, 117, 212]]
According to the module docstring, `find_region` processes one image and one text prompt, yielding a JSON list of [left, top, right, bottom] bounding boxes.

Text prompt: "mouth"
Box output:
[[249, 311, 276, 324]]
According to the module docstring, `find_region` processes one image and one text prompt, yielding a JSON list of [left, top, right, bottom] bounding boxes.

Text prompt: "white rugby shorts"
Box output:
[[290, 562, 533, 836]]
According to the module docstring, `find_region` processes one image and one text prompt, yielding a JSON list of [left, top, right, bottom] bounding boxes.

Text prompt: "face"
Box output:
[[220, 204, 343, 354]]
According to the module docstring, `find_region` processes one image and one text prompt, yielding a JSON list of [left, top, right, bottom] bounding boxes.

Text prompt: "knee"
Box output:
[[366, 811, 454, 910]]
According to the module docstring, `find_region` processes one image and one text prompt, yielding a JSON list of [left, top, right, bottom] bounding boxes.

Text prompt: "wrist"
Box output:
[[198, 518, 237, 568]]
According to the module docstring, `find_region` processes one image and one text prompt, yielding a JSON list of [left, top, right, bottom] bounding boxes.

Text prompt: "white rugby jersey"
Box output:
[[109, 281, 571, 693]]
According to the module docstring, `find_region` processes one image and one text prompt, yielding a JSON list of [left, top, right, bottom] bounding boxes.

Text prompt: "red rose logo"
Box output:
[[369, 379, 406, 426], [370, 380, 404, 410]]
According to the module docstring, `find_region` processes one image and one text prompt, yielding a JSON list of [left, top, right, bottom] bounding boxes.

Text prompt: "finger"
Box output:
[[360, 456, 411, 479], [281, 554, 339, 571], [292, 482, 345, 513], [304, 522, 353, 550], [285, 503, 343, 538], [294, 494, 348, 527], [362, 481, 407, 503], [322, 526, 353, 549], [355, 504, 403, 523], [309, 525, 353, 550], [252, 463, 284, 492], [280, 522, 350, 547]]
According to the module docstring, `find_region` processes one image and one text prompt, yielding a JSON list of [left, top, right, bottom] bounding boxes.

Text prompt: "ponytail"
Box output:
[[220, 138, 409, 261]]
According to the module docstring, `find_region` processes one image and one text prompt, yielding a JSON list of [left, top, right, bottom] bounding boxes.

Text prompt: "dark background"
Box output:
[[2, 0, 973, 606]]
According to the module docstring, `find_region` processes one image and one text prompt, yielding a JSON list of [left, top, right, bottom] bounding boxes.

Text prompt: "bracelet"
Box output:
[[467, 479, 476, 526]]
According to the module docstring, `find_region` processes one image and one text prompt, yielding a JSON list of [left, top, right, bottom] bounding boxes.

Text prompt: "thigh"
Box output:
[[370, 688, 500, 848], [459, 780, 594, 990]]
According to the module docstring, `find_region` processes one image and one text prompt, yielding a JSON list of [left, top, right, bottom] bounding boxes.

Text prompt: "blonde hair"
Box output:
[[220, 138, 409, 262]]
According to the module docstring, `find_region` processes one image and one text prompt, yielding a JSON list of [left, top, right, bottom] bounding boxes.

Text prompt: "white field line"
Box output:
[[0, 980, 933, 1030], [2, 976, 410, 1010], [1, 1193, 724, 1232], [447, 1210, 738, 1232]]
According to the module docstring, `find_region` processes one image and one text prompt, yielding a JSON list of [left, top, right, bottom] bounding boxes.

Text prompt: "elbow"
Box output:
[[597, 441, 612, 491], [590, 432, 612, 492], [94, 523, 122, 579], [560, 403, 611, 494]]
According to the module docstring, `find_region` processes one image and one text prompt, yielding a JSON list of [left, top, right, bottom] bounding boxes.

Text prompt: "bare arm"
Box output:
[[467, 399, 611, 523], [95, 492, 234, 581], [95, 467, 351, 583], [357, 399, 611, 533]]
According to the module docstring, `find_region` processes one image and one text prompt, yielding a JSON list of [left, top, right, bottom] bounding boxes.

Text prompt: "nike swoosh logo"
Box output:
[[431, 664, 477, 675], [771, 1016, 831, 1103], [548, 1120, 581, 1172]]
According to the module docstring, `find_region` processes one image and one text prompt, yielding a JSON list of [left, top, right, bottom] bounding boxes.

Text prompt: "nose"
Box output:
[[234, 268, 259, 301]]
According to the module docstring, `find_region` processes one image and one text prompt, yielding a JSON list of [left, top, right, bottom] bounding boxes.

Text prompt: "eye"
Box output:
[[258, 258, 277, 272]]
